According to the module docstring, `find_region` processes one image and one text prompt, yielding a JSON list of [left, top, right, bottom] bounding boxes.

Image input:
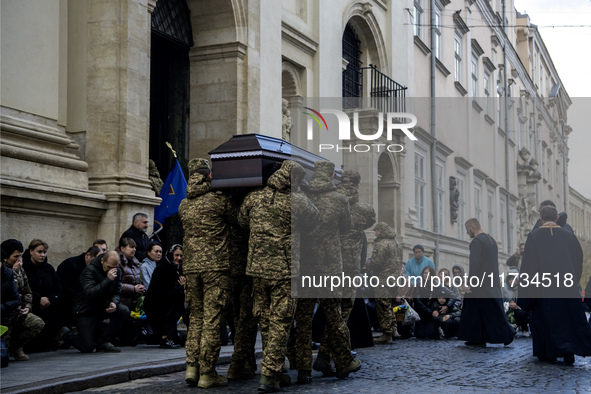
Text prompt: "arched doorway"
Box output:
[[150, 0, 193, 248]]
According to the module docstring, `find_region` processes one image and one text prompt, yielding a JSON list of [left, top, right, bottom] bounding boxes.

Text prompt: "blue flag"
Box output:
[[154, 160, 187, 226]]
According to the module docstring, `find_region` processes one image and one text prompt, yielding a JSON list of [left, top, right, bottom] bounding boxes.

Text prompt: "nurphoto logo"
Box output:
[[302, 107, 418, 153]]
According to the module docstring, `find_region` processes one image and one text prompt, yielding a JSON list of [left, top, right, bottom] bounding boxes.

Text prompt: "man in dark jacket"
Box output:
[[65, 251, 129, 353], [57, 246, 102, 327], [119, 213, 150, 261]]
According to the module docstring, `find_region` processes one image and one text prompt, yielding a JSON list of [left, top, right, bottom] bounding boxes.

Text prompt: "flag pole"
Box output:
[[165, 141, 177, 159]]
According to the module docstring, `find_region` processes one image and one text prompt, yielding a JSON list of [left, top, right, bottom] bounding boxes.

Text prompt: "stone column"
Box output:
[[1, 0, 107, 263], [85, 0, 160, 244]]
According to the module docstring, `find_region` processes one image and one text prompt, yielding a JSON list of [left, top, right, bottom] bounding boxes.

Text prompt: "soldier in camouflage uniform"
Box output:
[[239, 160, 318, 392], [1, 239, 45, 361], [226, 223, 257, 380], [367, 222, 403, 344], [313, 170, 376, 375], [178, 158, 238, 389], [297, 161, 361, 381]]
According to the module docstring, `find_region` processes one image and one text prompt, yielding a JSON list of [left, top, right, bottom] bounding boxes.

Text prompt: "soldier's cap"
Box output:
[[373, 222, 390, 233], [313, 160, 335, 177], [188, 158, 210, 173], [341, 169, 361, 185], [283, 160, 306, 181]]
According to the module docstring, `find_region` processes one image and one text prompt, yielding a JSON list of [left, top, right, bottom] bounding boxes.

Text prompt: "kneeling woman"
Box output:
[[144, 244, 186, 348]]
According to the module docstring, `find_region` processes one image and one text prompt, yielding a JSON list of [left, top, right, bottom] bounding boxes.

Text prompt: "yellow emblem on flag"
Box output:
[[169, 185, 175, 195]]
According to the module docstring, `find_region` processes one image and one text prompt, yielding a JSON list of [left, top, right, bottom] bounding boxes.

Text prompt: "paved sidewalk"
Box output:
[[0, 338, 262, 394]]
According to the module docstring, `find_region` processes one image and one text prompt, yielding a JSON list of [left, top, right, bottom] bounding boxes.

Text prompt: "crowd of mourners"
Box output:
[[1, 226, 188, 361], [2, 158, 591, 393]]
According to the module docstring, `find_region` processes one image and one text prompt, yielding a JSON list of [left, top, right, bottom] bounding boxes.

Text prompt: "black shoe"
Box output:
[[563, 353, 575, 366], [160, 338, 181, 349], [297, 370, 312, 385], [464, 341, 486, 347], [96, 342, 121, 353]]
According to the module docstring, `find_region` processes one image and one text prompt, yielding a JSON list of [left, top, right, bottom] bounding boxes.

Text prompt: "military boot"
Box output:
[[12, 348, 29, 361], [374, 333, 393, 344], [197, 372, 227, 389], [276, 371, 291, 387], [312, 352, 335, 376], [227, 363, 255, 380], [185, 364, 199, 385], [335, 358, 361, 379], [257, 374, 279, 393]]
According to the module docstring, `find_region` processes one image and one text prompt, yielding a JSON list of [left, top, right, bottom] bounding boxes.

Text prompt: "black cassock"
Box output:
[[519, 224, 591, 359], [458, 233, 515, 344]]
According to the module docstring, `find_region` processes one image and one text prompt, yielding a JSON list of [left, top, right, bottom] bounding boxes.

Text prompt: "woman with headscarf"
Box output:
[[144, 244, 186, 348]]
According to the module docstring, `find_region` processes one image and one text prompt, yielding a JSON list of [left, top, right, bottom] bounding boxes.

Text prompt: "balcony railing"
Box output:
[[343, 64, 407, 113]]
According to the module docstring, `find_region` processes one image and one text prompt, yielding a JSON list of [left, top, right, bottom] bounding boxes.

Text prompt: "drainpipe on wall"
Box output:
[[532, 30, 540, 210], [503, 0, 512, 253], [561, 121, 568, 212], [430, 0, 440, 268]]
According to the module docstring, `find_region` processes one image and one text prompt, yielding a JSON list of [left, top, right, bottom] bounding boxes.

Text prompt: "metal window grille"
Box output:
[[151, 0, 194, 48], [342, 23, 363, 108]]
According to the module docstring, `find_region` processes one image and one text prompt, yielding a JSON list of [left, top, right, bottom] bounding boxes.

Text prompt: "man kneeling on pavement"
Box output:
[[62, 251, 129, 353]]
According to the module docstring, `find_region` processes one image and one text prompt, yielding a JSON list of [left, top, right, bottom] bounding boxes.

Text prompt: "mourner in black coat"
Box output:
[[519, 206, 591, 365], [56, 246, 102, 327], [458, 219, 515, 346], [22, 240, 62, 352], [144, 248, 186, 348]]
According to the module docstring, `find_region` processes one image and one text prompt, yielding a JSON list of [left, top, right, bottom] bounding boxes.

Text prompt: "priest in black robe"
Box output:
[[458, 218, 515, 346], [519, 205, 591, 365]]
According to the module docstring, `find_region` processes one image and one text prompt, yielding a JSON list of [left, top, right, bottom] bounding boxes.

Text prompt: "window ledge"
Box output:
[[414, 35, 431, 56], [472, 99, 483, 113], [484, 114, 495, 125], [455, 81, 468, 96], [436, 58, 450, 77]]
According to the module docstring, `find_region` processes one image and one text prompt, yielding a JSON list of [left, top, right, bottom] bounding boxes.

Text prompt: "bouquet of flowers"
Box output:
[[393, 304, 408, 323]]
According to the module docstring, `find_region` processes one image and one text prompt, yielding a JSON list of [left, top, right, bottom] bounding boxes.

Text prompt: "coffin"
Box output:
[[208, 134, 340, 189]]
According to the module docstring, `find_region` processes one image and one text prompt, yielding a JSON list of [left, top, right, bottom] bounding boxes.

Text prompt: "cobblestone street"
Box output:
[[79, 337, 591, 393]]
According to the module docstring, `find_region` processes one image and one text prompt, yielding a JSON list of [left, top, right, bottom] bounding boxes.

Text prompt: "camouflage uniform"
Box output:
[[239, 160, 317, 379], [179, 158, 237, 375], [298, 161, 354, 373], [317, 170, 376, 361], [288, 175, 320, 371], [227, 224, 257, 377], [368, 222, 402, 336], [5, 267, 45, 353]]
